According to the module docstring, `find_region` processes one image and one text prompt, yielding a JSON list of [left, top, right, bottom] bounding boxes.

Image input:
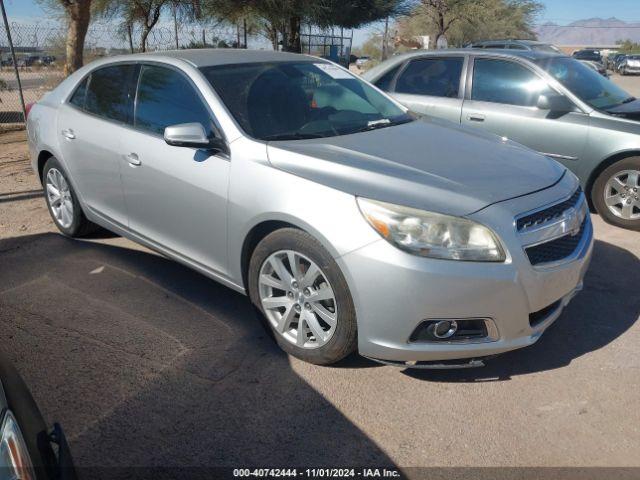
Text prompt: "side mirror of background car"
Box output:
[[537, 93, 575, 113], [164, 123, 226, 151]]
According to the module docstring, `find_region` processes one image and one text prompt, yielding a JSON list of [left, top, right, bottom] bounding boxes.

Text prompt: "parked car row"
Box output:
[[27, 48, 599, 368], [365, 48, 640, 231], [1, 55, 56, 67]]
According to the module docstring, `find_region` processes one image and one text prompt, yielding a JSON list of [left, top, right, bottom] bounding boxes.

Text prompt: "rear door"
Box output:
[[56, 63, 138, 225], [389, 55, 466, 123], [461, 56, 589, 165]]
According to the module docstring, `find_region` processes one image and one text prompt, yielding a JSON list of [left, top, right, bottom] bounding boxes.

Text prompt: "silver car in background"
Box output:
[[27, 50, 592, 367], [365, 49, 640, 231]]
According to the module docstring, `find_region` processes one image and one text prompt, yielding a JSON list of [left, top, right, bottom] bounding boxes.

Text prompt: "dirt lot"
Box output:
[[1, 115, 640, 476]]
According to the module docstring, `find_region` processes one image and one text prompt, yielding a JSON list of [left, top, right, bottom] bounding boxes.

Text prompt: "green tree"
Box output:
[[36, 0, 93, 75], [396, 0, 542, 48]]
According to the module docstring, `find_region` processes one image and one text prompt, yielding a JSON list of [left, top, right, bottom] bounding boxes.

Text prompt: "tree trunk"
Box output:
[[63, 0, 92, 76], [173, 4, 179, 49], [287, 16, 301, 53], [141, 25, 151, 52], [243, 18, 247, 49], [127, 22, 134, 53], [382, 16, 389, 60]]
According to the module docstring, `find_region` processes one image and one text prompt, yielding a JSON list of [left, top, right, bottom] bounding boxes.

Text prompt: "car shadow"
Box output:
[[0, 233, 396, 477], [404, 239, 640, 382]]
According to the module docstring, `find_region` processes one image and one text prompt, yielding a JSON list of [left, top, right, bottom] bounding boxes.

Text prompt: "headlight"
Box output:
[[0, 410, 36, 480], [357, 197, 506, 261]]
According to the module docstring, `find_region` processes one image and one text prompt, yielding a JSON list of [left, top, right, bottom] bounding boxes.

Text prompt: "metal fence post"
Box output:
[[0, 0, 27, 124]]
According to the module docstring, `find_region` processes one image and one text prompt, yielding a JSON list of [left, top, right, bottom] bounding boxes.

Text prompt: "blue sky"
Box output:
[[5, 0, 640, 46]]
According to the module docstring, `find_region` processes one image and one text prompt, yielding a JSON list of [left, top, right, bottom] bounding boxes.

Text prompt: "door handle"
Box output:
[[61, 128, 75, 140], [126, 153, 141, 166], [467, 113, 485, 122]]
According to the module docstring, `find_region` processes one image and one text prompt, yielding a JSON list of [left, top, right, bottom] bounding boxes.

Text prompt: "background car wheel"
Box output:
[[43, 157, 97, 237], [592, 157, 640, 231], [248, 228, 357, 365]]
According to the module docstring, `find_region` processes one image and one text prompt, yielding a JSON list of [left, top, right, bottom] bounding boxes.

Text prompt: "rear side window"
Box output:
[[69, 77, 88, 108], [85, 64, 137, 122], [135, 65, 213, 136], [395, 57, 463, 98], [374, 64, 402, 91], [472, 58, 547, 107]]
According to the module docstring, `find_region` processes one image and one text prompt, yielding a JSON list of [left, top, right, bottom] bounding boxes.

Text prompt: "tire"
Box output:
[[592, 157, 640, 231], [0, 353, 59, 480], [42, 156, 97, 237], [248, 228, 357, 365]]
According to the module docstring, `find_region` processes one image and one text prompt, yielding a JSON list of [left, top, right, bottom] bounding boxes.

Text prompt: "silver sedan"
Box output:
[[27, 50, 592, 367]]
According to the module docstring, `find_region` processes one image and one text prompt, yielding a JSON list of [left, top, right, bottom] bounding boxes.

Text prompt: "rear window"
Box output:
[[374, 63, 402, 91], [395, 57, 463, 98], [69, 77, 88, 108], [84, 64, 137, 123]]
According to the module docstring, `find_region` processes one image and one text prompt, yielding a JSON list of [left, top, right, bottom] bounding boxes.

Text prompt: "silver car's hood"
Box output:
[[267, 117, 565, 216]]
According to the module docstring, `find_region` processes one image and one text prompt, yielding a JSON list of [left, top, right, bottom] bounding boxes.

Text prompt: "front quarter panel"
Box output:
[[226, 137, 380, 287]]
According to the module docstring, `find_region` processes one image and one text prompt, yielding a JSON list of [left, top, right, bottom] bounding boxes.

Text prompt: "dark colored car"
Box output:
[[572, 49, 602, 63], [0, 352, 76, 479]]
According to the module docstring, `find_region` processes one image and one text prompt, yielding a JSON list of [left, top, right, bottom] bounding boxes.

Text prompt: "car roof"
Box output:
[[386, 48, 566, 62], [133, 48, 318, 67], [472, 39, 551, 46]]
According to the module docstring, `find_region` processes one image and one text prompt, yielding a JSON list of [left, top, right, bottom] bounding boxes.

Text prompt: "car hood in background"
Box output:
[[267, 117, 565, 216]]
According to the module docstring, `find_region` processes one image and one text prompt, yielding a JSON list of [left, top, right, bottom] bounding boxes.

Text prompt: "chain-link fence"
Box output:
[[0, 21, 354, 128]]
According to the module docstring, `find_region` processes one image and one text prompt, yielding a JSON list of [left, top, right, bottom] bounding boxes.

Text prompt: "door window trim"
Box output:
[[391, 54, 468, 99]]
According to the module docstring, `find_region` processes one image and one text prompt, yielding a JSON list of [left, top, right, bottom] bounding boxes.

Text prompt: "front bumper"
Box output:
[[337, 177, 594, 363]]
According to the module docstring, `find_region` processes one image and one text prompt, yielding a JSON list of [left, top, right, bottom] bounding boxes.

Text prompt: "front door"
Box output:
[[461, 57, 589, 167], [119, 64, 230, 276]]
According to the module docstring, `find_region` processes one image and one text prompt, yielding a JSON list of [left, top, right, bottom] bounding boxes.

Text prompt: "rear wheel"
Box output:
[[248, 228, 357, 365], [43, 156, 96, 237], [592, 157, 640, 231]]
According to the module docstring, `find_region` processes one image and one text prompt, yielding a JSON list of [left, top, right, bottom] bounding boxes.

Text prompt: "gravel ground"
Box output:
[[1, 106, 640, 477]]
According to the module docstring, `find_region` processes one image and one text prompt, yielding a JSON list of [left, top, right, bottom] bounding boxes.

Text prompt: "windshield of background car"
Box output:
[[573, 51, 601, 61], [537, 57, 631, 110], [533, 44, 562, 53], [200, 61, 413, 140]]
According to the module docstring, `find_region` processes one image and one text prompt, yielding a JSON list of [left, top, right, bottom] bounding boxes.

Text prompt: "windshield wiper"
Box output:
[[622, 96, 637, 104], [346, 117, 413, 135], [261, 132, 325, 141]]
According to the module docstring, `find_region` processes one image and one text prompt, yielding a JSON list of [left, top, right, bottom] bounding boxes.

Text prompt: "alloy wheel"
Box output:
[[46, 167, 74, 228], [258, 250, 337, 349], [604, 169, 640, 220]]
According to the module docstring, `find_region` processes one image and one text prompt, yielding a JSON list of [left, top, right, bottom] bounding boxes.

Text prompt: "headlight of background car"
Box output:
[[357, 197, 506, 261], [0, 410, 36, 480]]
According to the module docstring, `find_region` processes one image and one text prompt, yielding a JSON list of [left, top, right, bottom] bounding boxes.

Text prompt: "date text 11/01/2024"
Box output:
[[232, 468, 402, 478]]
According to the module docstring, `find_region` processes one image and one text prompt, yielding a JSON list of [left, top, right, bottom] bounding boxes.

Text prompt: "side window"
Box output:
[[472, 58, 548, 107], [395, 57, 463, 98], [85, 64, 137, 122], [135, 65, 213, 136], [69, 77, 88, 108], [509, 44, 528, 50], [374, 64, 402, 91]]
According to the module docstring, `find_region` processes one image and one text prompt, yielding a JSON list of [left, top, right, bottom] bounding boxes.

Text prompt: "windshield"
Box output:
[[200, 61, 412, 140], [573, 51, 601, 61], [536, 57, 632, 110]]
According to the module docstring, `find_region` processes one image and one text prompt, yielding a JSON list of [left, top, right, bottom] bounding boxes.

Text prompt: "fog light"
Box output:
[[432, 320, 458, 339], [409, 318, 495, 343]]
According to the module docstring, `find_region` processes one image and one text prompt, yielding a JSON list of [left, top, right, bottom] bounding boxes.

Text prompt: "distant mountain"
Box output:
[[536, 17, 640, 46]]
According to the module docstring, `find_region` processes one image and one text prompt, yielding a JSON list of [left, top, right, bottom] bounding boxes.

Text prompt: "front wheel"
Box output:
[[592, 157, 640, 231], [248, 228, 357, 365]]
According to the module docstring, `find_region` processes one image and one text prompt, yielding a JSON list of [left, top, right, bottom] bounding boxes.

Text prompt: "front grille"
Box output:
[[517, 187, 582, 231], [525, 219, 586, 265], [529, 300, 562, 327]]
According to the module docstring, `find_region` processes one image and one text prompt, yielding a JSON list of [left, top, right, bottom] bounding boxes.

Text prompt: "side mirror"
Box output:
[[537, 93, 575, 113], [164, 123, 224, 150]]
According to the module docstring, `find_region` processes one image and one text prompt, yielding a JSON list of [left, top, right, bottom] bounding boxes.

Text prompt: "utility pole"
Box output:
[[382, 16, 389, 61], [0, 0, 26, 123]]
